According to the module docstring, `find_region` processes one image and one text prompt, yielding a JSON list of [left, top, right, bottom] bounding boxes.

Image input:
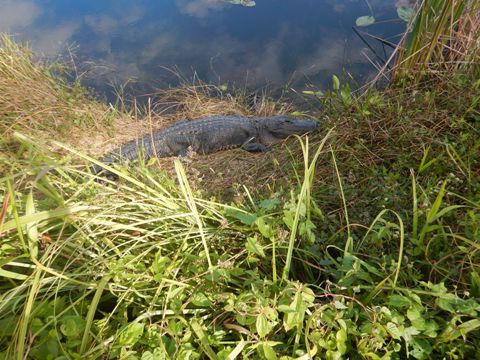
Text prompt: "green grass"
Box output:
[[2, 93, 479, 359], [1, 15, 480, 360], [393, 0, 479, 83]]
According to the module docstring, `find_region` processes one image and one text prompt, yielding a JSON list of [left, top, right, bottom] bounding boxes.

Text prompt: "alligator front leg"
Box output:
[[178, 148, 190, 157], [242, 142, 268, 152]]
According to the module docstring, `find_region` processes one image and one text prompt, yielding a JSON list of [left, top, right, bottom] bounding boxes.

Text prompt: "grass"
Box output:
[[392, 0, 480, 83], [1, 4, 480, 357], [0, 35, 113, 146]]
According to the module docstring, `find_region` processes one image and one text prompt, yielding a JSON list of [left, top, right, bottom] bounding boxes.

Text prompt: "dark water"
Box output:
[[1, 0, 407, 98]]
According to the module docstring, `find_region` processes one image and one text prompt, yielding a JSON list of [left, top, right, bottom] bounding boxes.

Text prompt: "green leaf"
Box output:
[[277, 305, 295, 313], [428, 282, 448, 294], [355, 16, 375, 27], [117, 323, 144, 347], [407, 306, 426, 331], [332, 75, 340, 91], [60, 316, 86, 338], [340, 84, 352, 107], [141, 351, 155, 360], [2, 205, 97, 232], [435, 294, 458, 313], [459, 319, 480, 337], [336, 328, 347, 354], [0, 317, 18, 337], [262, 343, 278, 360], [364, 353, 382, 360], [386, 322, 403, 340], [282, 210, 294, 229], [423, 320, 439, 338], [431, 205, 463, 222], [256, 314, 273, 338], [301, 287, 316, 305], [302, 90, 325, 97], [0, 265, 28, 280], [227, 209, 257, 225], [411, 338, 432, 359], [255, 217, 273, 238], [225, 340, 246, 359], [406, 306, 422, 321], [259, 199, 280, 211], [151, 253, 170, 275], [283, 287, 313, 332], [191, 292, 212, 307], [190, 320, 218, 360], [418, 146, 435, 174], [246, 236, 266, 258]]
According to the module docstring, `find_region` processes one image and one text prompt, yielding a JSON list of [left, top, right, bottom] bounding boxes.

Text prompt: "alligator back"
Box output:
[[91, 115, 317, 176], [91, 116, 257, 174]]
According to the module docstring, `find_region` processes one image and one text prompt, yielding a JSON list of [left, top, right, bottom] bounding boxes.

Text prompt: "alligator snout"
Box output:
[[268, 117, 318, 139]]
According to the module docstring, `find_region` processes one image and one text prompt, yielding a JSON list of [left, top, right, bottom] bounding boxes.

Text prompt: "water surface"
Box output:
[[1, 0, 407, 97]]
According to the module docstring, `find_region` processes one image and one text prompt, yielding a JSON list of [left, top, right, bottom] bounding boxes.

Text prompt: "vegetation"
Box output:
[[0, 1, 479, 359], [392, 0, 480, 83]]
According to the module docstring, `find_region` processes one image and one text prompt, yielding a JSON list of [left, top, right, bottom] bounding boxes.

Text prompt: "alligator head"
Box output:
[[256, 115, 318, 145]]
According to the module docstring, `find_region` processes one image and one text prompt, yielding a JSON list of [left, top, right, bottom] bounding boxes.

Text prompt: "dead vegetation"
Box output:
[[0, 34, 298, 187], [1, 32, 477, 201]]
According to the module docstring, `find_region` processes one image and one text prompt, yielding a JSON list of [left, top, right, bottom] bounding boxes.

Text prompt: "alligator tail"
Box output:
[[90, 136, 159, 177]]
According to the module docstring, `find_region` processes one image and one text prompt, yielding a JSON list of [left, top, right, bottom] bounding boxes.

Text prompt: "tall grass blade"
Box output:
[[25, 190, 39, 260], [16, 270, 42, 360], [411, 170, 419, 245], [357, 209, 405, 288], [174, 159, 213, 270], [393, 0, 478, 82], [1, 205, 98, 233], [282, 129, 333, 282], [80, 276, 110, 354], [331, 147, 352, 255], [5, 179, 27, 253], [191, 320, 219, 360], [226, 339, 246, 360], [426, 180, 447, 224]]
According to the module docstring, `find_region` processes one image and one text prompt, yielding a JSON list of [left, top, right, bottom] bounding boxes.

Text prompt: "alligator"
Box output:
[[91, 115, 318, 176]]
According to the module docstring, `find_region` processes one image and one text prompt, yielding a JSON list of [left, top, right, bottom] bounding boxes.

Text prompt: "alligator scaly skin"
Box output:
[[91, 115, 317, 175]]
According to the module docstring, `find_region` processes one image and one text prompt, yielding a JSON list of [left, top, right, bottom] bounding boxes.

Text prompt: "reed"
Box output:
[[1, 31, 479, 359], [393, 0, 480, 82]]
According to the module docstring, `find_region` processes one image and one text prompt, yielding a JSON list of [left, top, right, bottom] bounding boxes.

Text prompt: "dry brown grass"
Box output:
[[0, 34, 133, 157], [446, 5, 480, 69], [0, 35, 286, 160], [1, 33, 474, 201], [0, 33, 297, 185], [391, 0, 480, 83], [145, 80, 293, 124], [118, 82, 301, 196]]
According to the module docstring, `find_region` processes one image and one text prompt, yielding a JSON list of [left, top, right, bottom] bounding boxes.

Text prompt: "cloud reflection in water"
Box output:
[[0, 0, 403, 96]]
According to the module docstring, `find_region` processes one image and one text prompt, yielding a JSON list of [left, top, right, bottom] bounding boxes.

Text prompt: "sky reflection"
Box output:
[[0, 0, 406, 96]]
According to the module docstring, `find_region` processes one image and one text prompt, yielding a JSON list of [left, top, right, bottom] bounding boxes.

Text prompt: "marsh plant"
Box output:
[[0, 0, 480, 357]]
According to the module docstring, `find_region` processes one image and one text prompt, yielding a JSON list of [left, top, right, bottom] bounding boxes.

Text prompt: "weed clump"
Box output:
[[0, 8, 479, 358]]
